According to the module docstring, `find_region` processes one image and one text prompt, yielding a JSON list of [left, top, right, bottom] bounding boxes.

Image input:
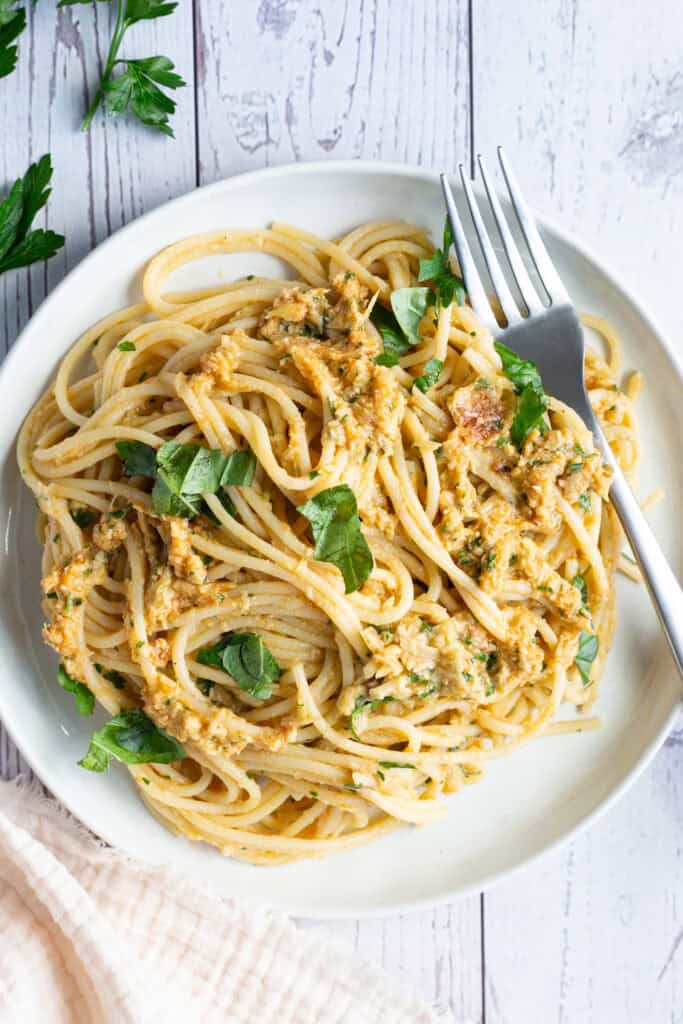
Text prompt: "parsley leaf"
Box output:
[[349, 695, 395, 741], [115, 440, 157, 478], [371, 303, 412, 367], [220, 447, 256, 486], [297, 484, 373, 593], [115, 440, 255, 520], [79, 707, 185, 772], [494, 340, 549, 446], [57, 664, 95, 716], [197, 632, 280, 700], [0, 0, 26, 82], [575, 631, 598, 686], [77, 0, 185, 136], [413, 358, 443, 394], [0, 155, 64, 275], [70, 507, 96, 529], [418, 219, 465, 309], [378, 760, 416, 769], [390, 287, 434, 345], [571, 573, 589, 609]]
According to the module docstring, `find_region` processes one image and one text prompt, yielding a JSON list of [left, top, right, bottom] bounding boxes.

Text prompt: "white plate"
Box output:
[[0, 162, 680, 918]]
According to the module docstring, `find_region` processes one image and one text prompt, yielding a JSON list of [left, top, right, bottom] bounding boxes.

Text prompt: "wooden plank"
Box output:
[[195, 0, 471, 177], [473, 2, 683, 1020], [0, 0, 196, 777]]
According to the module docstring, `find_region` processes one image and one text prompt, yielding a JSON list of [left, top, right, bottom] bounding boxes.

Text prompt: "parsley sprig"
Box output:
[[60, 0, 186, 136], [0, 0, 26, 81], [0, 155, 64, 275]]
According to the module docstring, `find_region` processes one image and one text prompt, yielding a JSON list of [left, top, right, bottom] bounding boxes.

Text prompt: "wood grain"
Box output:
[[1, 0, 682, 1019]]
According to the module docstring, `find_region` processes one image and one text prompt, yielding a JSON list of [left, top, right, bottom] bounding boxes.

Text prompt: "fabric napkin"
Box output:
[[0, 777, 437, 1023]]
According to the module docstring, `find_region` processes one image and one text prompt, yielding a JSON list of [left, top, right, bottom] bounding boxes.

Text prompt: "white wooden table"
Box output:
[[2, 2, 682, 1020]]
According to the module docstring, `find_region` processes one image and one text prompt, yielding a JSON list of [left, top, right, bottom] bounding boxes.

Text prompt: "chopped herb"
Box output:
[[536, 584, 553, 593], [57, 664, 94, 716], [376, 770, 385, 781], [308, 470, 320, 480], [417, 218, 465, 309], [485, 684, 496, 697], [94, 663, 126, 689], [349, 695, 395, 741], [116, 440, 158, 478], [378, 761, 417, 770], [297, 484, 373, 593], [418, 685, 437, 699], [79, 708, 185, 773], [370, 304, 412, 367], [579, 491, 592, 512], [344, 783, 362, 792], [197, 632, 280, 700], [71, 507, 95, 528], [135, 640, 145, 648], [621, 551, 637, 566], [109, 507, 129, 520], [462, 672, 473, 681], [419, 618, 434, 634], [474, 377, 491, 390], [46, 591, 57, 599], [566, 461, 583, 474], [575, 631, 599, 686], [117, 340, 136, 352], [413, 358, 443, 394], [246, 274, 255, 280], [495, 341, 548, 446], [482, 551, 497, 572], [195, 678, 214, 696], [571, 573, 588, 609], [473, 652, 488, 662]]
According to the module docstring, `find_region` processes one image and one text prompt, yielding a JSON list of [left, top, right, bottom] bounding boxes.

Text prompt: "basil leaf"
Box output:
[[57, 664, 94, 716], [417, 220, 465, 309], [116, 440, 157, 478], [297, 484, 373, 593], [198, 632, 281, 700], [349, 695, 395, 740], [156, 440, 227, 495], [510, 384, 548, 447], [390, 287, 434, 346], [70, 507, 95, 529], [94, 662, 126, 689], [220, 448, 256, 486], [413, 358, 443, 394], [575, 631, 598, 686], [494, 341, 544, 393], [371, 304, 411, 367], [79, 708, 185, 773]]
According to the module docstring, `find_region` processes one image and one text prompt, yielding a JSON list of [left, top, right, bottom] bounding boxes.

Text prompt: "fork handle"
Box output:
[[608, 465, 683, 677]]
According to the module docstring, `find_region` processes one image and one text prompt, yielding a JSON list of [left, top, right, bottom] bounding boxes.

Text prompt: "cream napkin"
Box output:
[[0, 778, 436, 1024]]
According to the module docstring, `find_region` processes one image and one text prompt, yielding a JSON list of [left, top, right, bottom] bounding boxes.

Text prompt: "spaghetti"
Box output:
[[17, 219, 640, 864]]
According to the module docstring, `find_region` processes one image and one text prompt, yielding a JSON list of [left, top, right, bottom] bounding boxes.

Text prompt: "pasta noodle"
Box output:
[[17, 219, 640, 864]]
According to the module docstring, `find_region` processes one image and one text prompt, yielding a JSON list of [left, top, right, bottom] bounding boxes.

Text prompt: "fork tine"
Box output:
[[497, 147, 569, 304], [476, 154, 545, 315], [458, 164, 522, 326], [439, 173, 499, 334]]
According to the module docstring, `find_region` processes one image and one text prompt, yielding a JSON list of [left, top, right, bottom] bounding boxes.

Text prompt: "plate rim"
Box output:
[[0, 158, 681, 919]]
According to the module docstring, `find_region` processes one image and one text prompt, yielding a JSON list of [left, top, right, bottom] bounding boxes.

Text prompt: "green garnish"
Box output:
[[79, 708, 185, 772], [571, 573, 588, 608], [0, 0, 25, 81], [297, 484, 373, 593], [114, 440, 255, 520], [378, 761, 417, 770], [197, 633, 281, 700], [417, 217, 465, 309], [64, 0, 186, 136], [71, 507, 96, 529], [0, 154, 64, 275], [579, 491, 592, 512], [57, 664, 94, 716], [413, 358, 443, 394], [94, 663, 126, 689], [370, 304, 411, 367], [117, 340, 136, 352], [575, 631, 598, 686], [349, 695, 395, 741], [494, 341, 548, 446], [390, 287, 435, 345]]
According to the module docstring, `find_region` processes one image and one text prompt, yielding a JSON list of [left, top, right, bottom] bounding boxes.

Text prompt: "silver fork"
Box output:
[[441, 150, 683, 677]]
